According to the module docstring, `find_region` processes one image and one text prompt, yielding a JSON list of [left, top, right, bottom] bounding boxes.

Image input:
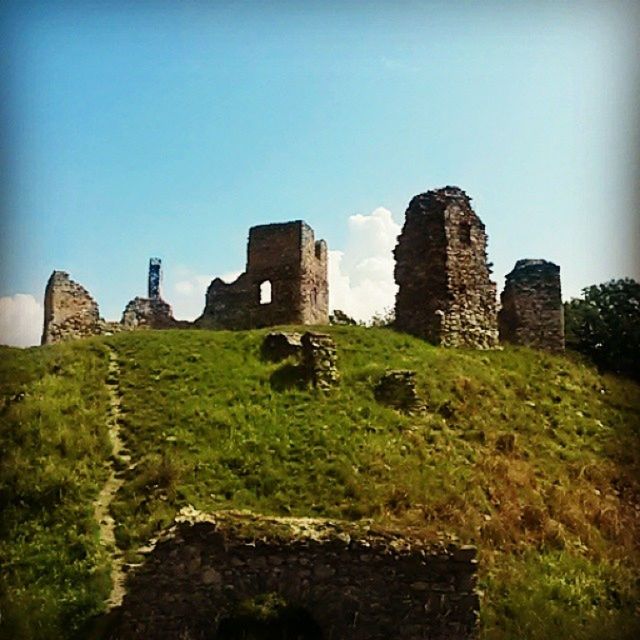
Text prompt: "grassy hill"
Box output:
[[1, 327, 639, 639]]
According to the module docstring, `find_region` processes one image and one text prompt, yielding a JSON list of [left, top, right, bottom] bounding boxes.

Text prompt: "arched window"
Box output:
[[260, 280, 272, 305]]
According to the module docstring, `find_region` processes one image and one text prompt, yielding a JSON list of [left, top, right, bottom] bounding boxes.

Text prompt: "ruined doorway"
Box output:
[[215, 593, 322, 640]]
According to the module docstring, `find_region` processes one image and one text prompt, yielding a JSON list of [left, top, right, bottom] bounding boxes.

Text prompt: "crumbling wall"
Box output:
[[196, 221, 328, 330], [121, 297, 182, 329], [499, 259, 564, 351], [41, 271, 103, 345], [394, 186, 499, 349], [107, 509, 479, 640]]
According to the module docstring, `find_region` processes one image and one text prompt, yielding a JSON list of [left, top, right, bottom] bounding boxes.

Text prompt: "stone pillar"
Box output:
[[301, 332, 339, 389], [499, 259, 564, 351]]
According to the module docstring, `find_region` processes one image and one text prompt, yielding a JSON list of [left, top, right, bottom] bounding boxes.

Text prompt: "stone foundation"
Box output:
[[106, 509, 479, 640], [394, 187, 498, 349], [498, 259, 564, 351]]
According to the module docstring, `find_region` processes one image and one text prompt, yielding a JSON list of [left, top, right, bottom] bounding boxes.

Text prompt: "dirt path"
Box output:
[[93, 346, 132, 609]]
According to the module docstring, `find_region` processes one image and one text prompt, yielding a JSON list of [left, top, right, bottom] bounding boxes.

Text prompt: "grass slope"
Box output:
[[1, 326, 639, 639]]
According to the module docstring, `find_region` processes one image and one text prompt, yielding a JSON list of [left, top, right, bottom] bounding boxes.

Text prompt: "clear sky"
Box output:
[[1, 0, 639, 346]]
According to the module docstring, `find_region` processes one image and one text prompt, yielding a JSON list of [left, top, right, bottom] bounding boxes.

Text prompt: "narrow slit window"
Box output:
[[260, 280, 272, 304], [459, 222, 472, 244]]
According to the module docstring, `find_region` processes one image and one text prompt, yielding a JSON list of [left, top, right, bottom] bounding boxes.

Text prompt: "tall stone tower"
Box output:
[[394, 186, 499, 349], [499, 259, 564, 351]]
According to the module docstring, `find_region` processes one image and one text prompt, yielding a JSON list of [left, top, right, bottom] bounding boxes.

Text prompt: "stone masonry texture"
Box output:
[[498, 259, 564, 351], [41, 271, 103, 345], [121, 296, 183, 330], [106, 508, 479, 640], [394, 187, 499, 349], [196, 221, 329, 330]]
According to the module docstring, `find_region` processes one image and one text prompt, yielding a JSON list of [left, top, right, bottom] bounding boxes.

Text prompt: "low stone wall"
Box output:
[[107, 509, 479, 640], [41, 271, 103, 345], [498, 259, 564, 351]]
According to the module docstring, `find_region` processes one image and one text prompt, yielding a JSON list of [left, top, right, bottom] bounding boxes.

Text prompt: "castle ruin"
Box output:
[[498, 259, 564, 351], [106, 509, 479, 640], [196, 221, 328, 330], [394, 187, 499, 349], [41, 197, 565, 352]]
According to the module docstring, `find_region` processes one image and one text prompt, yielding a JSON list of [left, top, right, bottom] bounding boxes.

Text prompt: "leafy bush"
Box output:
[[565, 278, 640, 379]]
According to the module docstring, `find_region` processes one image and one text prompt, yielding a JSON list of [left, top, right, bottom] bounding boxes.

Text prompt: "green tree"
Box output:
[[564, 278, 640, 379]]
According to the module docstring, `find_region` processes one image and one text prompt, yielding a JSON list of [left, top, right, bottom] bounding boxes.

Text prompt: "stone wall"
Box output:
[[196, 221, 329, 330], [41, 271, 103, 345], [121, 296, 185, 330], [107, 509, 479, 640], [499, 259, 564, 351], [394, 186, 499, 349]]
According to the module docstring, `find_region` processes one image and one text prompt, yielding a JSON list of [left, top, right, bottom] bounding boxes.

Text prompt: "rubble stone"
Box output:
[[121, 297, 181, 329], [394, 186, 499, 349], [374, 370, 425, 413], [196, 221, 328, 330], [498, 259, 564, 351]]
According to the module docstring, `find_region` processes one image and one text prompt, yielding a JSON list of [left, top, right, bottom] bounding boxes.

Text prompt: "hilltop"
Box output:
[[1, 327, 639, 639]]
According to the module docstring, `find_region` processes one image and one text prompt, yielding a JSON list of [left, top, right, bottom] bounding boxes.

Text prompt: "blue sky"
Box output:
[[1, 0, 639, 345]]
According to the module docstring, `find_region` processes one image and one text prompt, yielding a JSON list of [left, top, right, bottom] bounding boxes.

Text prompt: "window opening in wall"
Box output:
[[459, 222, 472, 245], [260, 280, 272, 305]]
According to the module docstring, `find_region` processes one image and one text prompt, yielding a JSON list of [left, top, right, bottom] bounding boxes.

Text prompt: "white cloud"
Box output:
[[328, 207, 400, 322], [170, 269, 241, 320], [0, 294, 43, 348]]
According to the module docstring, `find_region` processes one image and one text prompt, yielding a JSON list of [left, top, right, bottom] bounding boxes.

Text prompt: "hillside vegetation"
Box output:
[[1, 327, 639, 639]]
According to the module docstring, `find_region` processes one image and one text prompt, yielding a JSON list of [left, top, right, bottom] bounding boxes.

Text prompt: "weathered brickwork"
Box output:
[[499, 259, 564, 351], [196, 221, 328, 330], [394, 187, 499, 349], [107, 509, 479, 640], [41, 271, 103, 345]]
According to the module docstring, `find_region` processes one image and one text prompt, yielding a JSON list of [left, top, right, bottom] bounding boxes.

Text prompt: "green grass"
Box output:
[[0, 340, 112, 640], [1, 326, 639, 638]]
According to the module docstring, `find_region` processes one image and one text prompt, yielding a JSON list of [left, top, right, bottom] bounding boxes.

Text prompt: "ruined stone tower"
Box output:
[[196, 221, 328, 330], [499, 259, 564, 351], [394, 187, 499, 349]]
